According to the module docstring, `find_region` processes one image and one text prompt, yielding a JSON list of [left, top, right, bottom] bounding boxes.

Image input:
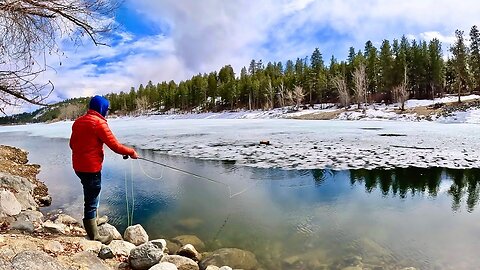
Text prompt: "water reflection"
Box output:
[[348, 167, 480, 212]]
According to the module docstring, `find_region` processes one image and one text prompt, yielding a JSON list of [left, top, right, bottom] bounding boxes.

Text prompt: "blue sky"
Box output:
[[11, 0, 480, 114]]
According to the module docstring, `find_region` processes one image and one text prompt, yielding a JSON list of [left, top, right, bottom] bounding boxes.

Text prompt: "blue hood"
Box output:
[[89, 95, 109, 117]]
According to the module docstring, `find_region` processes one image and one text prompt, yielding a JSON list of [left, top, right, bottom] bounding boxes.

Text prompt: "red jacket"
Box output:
[[70, 110, 134, 172]]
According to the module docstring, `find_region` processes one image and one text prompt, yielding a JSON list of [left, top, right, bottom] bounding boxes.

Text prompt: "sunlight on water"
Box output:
[[3, 132, 480, 269]]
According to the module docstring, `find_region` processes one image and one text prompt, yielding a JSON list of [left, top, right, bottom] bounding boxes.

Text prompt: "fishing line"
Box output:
[[137, 157, 260, 199]]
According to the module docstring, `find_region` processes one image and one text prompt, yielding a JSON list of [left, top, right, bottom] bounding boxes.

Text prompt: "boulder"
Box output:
[[38, 195, 52, 207], [204, 266, 219, 270], [10, 220, 34, 233], [150, 239, 167, 252], [14, 210, 43, 223], [79, 239, 102, 253], [14, 191, 37, 210], [99, 223, 123, 240], [11, 250, 67, 270], [176, 244, 201, 262], [149, 262, 178, 270], [42, 220, 66, 234], [171, 235, 205, 252], [98, 246, 114, 259], [165, 239, 181, 255], [44, 241, 64, 254], [0, 172, 35, 193], [129, 242, 164, 270], [218, 267, 232, 270], [108, 240, 136, 257], [161, 255, 199, 270], [124, 224, 149, 246], [71, 251, 110, 270], [0, 257, 13, 270], [54, 214, 79, 226], [199, 248, 258, 270], [0, 189, 22, 217]]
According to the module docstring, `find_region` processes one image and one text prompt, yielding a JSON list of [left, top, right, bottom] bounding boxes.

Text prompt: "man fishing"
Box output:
[[70, 95, 138, 244]]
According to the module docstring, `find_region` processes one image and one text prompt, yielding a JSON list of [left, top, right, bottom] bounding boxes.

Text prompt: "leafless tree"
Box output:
[[332, 76, 349, 108], [276, 81, 285, 108], [352, 63, 367, 109], [393, 66, 409, 111], [264, 79, 274, 109], [135, 96, 149, 114], [292, 85, 304, 110], [0, 0, 118, 113]]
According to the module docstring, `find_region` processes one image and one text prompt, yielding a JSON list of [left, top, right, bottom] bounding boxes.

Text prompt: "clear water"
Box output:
[[2, 132, 480, 269]]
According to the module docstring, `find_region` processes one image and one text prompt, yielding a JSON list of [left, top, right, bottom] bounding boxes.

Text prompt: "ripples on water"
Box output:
[[3, 133, 480, 269]]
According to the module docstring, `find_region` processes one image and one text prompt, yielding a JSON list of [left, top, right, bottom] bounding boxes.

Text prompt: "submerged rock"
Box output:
[[176, 244, 201, 262], [199, 248, 258, 270], [150, 262, 178, 270], [161, 255, 199, 270], [171, 235, 205, 252]]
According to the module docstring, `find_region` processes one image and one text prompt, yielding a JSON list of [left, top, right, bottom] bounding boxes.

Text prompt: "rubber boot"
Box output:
[[96, 215, 109, 226], [83, 218, 113, 244]]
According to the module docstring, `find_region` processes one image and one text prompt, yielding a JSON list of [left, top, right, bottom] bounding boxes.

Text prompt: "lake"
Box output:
[[2, 120, 480, 269]]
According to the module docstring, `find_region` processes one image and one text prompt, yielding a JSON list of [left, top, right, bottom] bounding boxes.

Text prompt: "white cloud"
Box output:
[[10, 0, 480, 112]]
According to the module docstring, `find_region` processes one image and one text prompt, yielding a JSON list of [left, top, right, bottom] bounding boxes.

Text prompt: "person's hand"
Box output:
[[130, 150, 139, 159]]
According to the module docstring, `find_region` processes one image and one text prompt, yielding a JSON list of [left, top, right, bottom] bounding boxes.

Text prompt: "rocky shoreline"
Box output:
[[0, 145, 256, 270]]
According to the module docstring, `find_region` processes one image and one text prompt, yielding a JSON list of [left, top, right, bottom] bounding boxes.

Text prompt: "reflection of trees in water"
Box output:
[[349, 167, 480, 212], [445, 169, 480, 212]]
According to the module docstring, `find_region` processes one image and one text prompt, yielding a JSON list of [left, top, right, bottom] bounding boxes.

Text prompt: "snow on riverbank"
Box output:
[[2, 95, 480, 171]]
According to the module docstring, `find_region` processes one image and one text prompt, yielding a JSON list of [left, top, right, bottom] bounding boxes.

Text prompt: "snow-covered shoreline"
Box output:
[[2, 95, 480, 171]]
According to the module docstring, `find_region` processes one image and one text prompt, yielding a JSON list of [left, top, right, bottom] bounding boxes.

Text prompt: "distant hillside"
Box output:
[[0, 98, 89, 125]]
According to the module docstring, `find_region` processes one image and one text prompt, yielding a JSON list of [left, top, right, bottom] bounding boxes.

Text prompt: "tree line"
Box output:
[[105, 25, 480, 114]]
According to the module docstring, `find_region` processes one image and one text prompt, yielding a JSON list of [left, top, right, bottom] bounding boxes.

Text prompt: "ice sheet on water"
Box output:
[[2, 118, 480, 170]]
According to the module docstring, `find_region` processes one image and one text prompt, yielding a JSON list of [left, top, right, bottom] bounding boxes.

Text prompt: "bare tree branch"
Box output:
[[0, 0, 119, 110]]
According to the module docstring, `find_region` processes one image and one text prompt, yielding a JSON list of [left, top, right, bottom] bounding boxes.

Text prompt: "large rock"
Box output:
[[108, 240, 136, 256], [171, 235, 205, 252], [15, 210, 43, 223], [150, 239, 167, 252], [79, 239, 102, 253], [0, 172, 35, 193], [10, 219, 34, 233], [44, 241, 64, 254], [54, 214, 79, 226], [129, 242, 164, 270], [149, 262, 178, 270], [42, 220, 66, 234], [99, 223, 123, 240], [11, 250, 67, 270], [0, 257, 13, 270], [124, 224, 149, 246], [71, 251, 110, 270], [0, 189, 22, 217], [161, 255, 199, 270], [14, 191, 37, 210], [199, 248, 258, 270]]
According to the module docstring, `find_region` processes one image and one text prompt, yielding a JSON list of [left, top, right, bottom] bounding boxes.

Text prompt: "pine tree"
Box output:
[[450, 30, 470, 102], [469, 25, 480, 89]]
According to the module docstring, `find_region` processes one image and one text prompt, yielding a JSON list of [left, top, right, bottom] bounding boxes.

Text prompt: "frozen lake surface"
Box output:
[[2, 118, 480, 170]]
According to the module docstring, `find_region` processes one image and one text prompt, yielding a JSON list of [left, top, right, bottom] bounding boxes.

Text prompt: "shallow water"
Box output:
[[3, 132, 480, 269]]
